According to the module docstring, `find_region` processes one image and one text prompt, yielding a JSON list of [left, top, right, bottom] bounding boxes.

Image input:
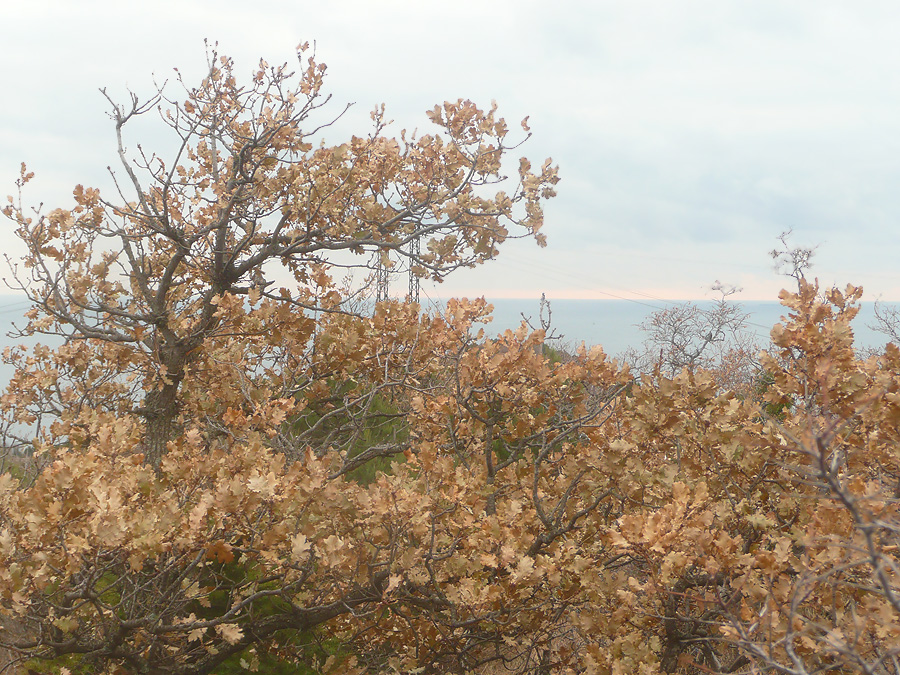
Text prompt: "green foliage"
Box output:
[[541, 342, 569, 365], [23, 653, 96, 675], [0, 454, 31, 486], [214, 631, 350, 675], [750, 369, 790, 421], [293, 383, 408, 484]]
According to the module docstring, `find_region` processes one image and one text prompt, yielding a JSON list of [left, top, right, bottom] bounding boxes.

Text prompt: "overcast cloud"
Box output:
[[3, 1, 900, 301]]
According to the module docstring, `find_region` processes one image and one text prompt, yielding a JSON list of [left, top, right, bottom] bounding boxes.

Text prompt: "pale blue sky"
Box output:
[[3, 1, 900, 301]]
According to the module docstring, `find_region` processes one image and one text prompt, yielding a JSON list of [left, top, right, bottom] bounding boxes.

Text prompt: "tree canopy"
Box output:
[[0, 47, 898, 675]]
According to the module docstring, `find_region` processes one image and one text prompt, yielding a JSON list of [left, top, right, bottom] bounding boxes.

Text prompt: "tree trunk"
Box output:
[[142, 379, 182, 469]]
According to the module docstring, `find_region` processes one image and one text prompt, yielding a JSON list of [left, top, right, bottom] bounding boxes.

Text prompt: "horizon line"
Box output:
[[421, 294, 900, 304]]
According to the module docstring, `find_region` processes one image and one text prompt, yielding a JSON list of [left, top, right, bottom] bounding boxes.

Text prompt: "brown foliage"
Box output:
[[0, 47, 898, 675]]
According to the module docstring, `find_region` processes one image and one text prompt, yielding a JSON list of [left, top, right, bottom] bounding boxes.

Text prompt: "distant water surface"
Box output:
[[427, 298, 900, 359], [0, 295, 896, 390]]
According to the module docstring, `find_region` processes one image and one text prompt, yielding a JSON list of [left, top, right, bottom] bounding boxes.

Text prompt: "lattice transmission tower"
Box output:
[[373, 235, 421, 305], [374, 250, 390, 304], [407, 236, 420, 303]]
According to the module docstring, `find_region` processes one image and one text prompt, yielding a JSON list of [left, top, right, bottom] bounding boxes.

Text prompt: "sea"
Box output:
[[0, 295, 895, 390], [432, 298, 899, 359]]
